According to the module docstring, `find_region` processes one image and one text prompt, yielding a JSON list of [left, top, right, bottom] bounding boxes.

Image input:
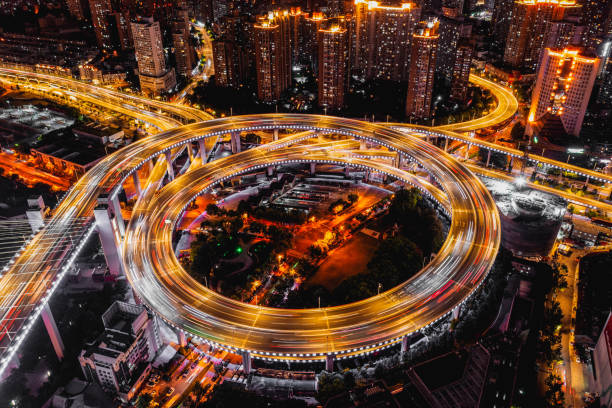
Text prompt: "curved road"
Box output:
[[118, 115, 501, 360]]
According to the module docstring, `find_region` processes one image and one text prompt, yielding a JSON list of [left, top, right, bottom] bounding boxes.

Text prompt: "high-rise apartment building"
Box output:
[[253, 12, 292, 102], [79, 301, 162, 398], [318, 23, 349, 109], [527, 48, 600, 137], [108, 11, 133, 51], [131, 17, 177, 95], [544, 18, 584, 50], [450, 37, 473, 102], [353, 0, 421, 81], [436, 11, 471, 80], [289, 8, 305, 67], [503, 0, 580, 71], [406, 19, 439, 118], [581, 0, 612, 50], [173, 29, 196, 77], [491, 0, 515, 48], [89, 0, 113, 50], [303, 12, 328, 73], [597, 39, 612, 105], [213, 39, 248, 87], [172, 10, 196, 78], [66, 0, 87, 20]]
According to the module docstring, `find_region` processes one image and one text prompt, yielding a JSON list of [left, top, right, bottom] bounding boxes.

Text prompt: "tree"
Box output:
[[135, 393, 153, 408], [544, 374, 564, 407], [206, 203, 222, 216], [190, 240, 215, 278], [347, 193, 358, 204], [14, 142, 30, 156], [343, 371, 356, 389]]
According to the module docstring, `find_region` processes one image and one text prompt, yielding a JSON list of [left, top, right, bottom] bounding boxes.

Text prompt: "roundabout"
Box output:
[[118, 114, 501, 363]]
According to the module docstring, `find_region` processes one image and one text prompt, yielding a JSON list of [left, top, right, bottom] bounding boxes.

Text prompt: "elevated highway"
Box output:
[[0, 115, 500, 372]]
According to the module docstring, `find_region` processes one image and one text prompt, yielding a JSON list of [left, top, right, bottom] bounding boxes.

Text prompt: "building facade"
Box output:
[[581, 0, 612, 50], [503, 0, 580, 71], [436, 12, 471, 81], [131, 17, 176, 95], [79, 301, 162, 397], [406, 19, 438, 118], [253, 12, 292, 102], [450, 37, 474, 102], [353, 0, 421, 81], [318, 24, 348, 109], [173, 28, 196, 77], [88, 0, 113, 50], [527, 48, 600, 137]]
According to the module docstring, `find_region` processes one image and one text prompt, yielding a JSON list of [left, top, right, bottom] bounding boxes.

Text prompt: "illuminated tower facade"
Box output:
[[353, 0, 421, 81], [303, 12, 328, 73], [318, 24, 349, 109], [544, 19, 584, 50], [131, 17, 177, 95], [581, 0, 612, 50], [450, 37, 474, 102], [503, 0, 580, 70], [172, 12, 196, 77], [491, 0, 515, 47], [66, 0, 87, 20], [254, 12, 292, 102], [89, 0, 113, 50], [437, 11, 471, 80], [213, 40, 248, 87], [528, 48, 600, 137], [406, 19, 438, 118], [289, 8, 304, 66]]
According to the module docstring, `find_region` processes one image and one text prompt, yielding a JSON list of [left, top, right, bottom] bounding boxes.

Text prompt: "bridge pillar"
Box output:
[[401, 335, 411, 354], [344, 167, 350, 178], [198, 139, 207, 163], [267, 166, 274, 177], [230, 132, 241, 154], [165, 151, 175, 181], [94, 200, 124, 276], [178, 331, 187, 347], [509, 156, 514, 172], [444, 138, 449, 152], [98, 194, 125, 238], [26, 196, 46, 232], [148, 159, 154, 174], [464, 144, 470, 160], [360, 140, 367, 150], [187, 143, 194, 162], [325, 354, 334, 372], [241, 351, 252, 375], [273, 128, 279, 141], [310, 163, 316, 175], [452, 305, 461, 321], [486, 150, 491, 167], [41, 303, 65, 361], [132, 172, 141, 196]]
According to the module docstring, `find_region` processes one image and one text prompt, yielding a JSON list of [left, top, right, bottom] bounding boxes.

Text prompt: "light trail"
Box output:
[[0, 65, 609, 376], [119, 115, 500, 361]]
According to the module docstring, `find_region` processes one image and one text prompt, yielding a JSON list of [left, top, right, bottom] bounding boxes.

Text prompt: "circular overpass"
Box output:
[[120, 114, 501, 362]]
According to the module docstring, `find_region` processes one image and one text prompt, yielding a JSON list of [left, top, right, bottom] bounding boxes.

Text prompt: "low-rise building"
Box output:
[[78, 301, 162, 400]]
